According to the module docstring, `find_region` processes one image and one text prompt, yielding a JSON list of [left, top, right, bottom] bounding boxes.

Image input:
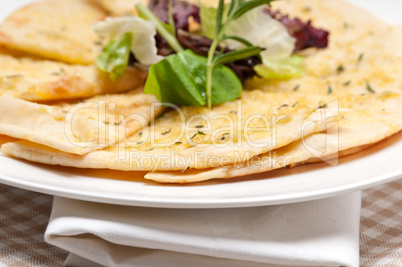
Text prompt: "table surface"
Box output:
[[0, 179, 401, 267]]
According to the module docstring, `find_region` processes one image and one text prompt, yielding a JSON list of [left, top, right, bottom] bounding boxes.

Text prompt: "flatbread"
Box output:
[[1, 0, 401, 183], [0, 52, 146, 101], [145, 92, 402, 183], [0, 0, 106, 64], [0, 135, 18, 146], [0, 92, 162, 155], [98, 0, 142, 16], [0, 90, 339, 171], [246, 0, 402, 97], [142, 0, 402, 182]]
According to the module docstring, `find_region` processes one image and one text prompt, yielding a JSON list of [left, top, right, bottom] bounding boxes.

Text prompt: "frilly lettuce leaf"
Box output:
[[95, 32, 133, 81], [223, 6, 295, 57], [254, 54, 304, 80], [200, 4, 228, 40], [200, 4, 302, 80], [93, 16, 163, 66]]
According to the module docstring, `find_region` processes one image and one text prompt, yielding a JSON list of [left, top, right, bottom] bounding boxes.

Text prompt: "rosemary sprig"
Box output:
[[205, 0, 274, 108]]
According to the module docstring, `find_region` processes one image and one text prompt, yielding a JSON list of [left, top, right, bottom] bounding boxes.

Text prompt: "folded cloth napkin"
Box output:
[[45, 192, 361, 267]]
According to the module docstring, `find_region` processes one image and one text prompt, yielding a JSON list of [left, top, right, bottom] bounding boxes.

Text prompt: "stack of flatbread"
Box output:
[[0, 0, 401, 183]]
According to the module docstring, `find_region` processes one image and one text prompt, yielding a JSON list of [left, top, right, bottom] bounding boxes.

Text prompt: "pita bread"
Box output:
[[0, 90, 339, 171], [247, 0, 402, 97], [145, 92, 402, 183], [0, 0, 106, 64], [142, 0, 402, 183], [0, 92, 162, 155], [1, 0, 401, 184], [0, 135, 18, 146], [0, 52, 146, 101]]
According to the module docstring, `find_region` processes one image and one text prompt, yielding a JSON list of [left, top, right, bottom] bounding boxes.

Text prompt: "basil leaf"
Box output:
[[145, 52, 205, 107], [144, 50, 242, 106], [95, 32, 132, 81], [209, 63, 242, 105]]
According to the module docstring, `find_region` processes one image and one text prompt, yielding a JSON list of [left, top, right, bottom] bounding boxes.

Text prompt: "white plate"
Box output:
[[0, 0, 401, 208]]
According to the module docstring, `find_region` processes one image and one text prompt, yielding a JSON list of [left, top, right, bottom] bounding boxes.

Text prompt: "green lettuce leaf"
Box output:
[[144, 50, 242, 106], [93, 17, 163, 66], [200, 4, 229, 40], [201, 4, 303, 80], [224, 5, 295, 55], [95, 32, 132, 81], [254, 54, 304, 80], [201, 5, 294, 56]]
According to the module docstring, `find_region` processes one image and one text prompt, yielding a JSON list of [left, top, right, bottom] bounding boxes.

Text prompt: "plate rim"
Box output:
[[0, 0, 402, 208], [0, 152, 401, 208]]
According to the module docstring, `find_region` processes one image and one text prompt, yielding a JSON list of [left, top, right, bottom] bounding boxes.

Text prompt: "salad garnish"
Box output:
[[94, 0, 329, 107]]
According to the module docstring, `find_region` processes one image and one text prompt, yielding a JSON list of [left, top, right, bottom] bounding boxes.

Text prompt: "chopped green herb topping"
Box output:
[[343, 81, 351, 86], [318, 103, 328, 109], [366, 81, 376, 94], [5, 74, 23, 79], [327, 85, 333, 95], [357, 53, 364, 64], [161, 129, 171, 135], [191, 130, 206, 140], [221, 132, 230, 140], [278, 104, 289, 109], [336, 65, 344, 73]]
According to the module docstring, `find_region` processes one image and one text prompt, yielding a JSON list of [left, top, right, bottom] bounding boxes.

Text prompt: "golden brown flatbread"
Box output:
[[0, 0, 106, 64], [144, 93, 402, 183], [0, 90, 339, 170], [0, 92, 162, 155], [0, 135, 18, 146], [1, 0, 402, 185], [247, 0, 402, 97], [0, 52, 146, 101], [98, 0, 143, 15]]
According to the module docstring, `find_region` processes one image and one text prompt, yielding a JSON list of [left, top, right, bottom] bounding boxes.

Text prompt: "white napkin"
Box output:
[[45, 192, 361, 267]]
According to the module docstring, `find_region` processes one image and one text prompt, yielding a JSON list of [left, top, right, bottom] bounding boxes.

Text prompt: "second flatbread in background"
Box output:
[[0, 51, 146, 101], [0, 0, 106, 65], [98, 0, 144, 16]]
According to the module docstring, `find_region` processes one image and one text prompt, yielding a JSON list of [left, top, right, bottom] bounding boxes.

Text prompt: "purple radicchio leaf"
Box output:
[[148, 0, 200, 31], [177, 30, 261, 82], [265, 8, 329, 52]]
